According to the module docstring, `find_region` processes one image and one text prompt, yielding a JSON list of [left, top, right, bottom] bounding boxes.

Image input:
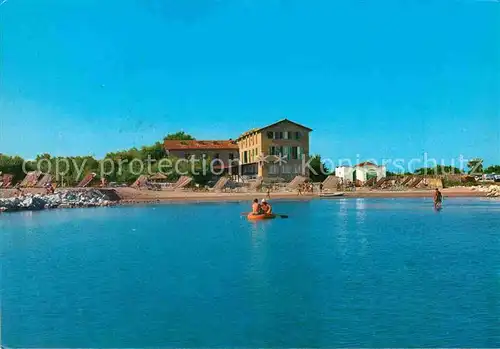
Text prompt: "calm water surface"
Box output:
[[1, 198, 499, 347]]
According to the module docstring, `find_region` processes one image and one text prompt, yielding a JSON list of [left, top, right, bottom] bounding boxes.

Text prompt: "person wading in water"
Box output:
[[433, 188, 443, 209]]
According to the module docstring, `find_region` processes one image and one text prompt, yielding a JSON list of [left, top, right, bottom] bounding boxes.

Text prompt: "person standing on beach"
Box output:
[[433, 188, 443, 209], [297, 183, 303, 196], [319, 183, 323, 194], [266, 185, 271, 199], [44, 182, 51, 194]]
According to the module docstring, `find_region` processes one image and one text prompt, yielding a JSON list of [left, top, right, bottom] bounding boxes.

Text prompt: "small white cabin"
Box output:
[[335, 162, 386, 183]]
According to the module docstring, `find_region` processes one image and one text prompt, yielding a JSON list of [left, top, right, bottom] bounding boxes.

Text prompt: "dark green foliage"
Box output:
[[0, 131, 220, 185], [386, 170, 402, 177], [0, 155, 35, 182], [308, 155, 330, 182], [163, 131, 195, 141], [484, 165, 500, 174], [414, 165, 463, 176]]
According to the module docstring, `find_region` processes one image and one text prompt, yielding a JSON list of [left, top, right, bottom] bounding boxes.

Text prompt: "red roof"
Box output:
[[164, 140, 239, 150], [356, 161, 378, 167]]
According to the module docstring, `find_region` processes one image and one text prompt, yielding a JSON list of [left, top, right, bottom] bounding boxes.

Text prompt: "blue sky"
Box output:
[[1, 0, 499, 167]]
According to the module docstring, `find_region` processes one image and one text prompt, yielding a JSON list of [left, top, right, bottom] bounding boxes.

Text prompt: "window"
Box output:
[[244, 151, 248, 164], [184, 153, 191, 159], [267, 131, 274, 139], [269, 146, 285, 156], [297, 146, 303, 159], [214, 153, 220, 159], [291, 146, 298, 160], [229, 153, 234, 160], [283, 146, 291, 160], [269, 164, 278, 175], [295, 131, 301, 140], [277, 132, 283, 139]]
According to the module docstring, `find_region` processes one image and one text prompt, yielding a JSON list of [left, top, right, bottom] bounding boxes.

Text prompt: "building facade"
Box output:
[[335, 162, 387, 184], [163, 140, 239, 166], [236, 119, 312, 179]]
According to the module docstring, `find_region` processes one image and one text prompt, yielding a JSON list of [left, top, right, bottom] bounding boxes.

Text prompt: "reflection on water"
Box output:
[[355, 198, 367, 224], [249, 220, 268, 275], [336, 199, 349, 256], [339, 198, 349, 217], [248, 219, 269, 299], [354, 199, 369, 255]]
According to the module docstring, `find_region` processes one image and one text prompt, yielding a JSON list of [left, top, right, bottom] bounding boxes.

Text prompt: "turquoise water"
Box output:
[[1, 198, 499, 347]]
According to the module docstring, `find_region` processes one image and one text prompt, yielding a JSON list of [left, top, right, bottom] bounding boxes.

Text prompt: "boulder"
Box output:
[[0, 189, 117, 212]]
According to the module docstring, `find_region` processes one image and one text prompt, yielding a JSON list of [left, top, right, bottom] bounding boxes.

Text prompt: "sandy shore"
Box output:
[[1, 187, 487, 203], [116, 187, 488, 203], [344, 187, 486, 198]]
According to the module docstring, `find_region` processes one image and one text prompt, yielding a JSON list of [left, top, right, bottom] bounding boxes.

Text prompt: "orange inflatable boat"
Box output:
[[247, 213, 276, 221]]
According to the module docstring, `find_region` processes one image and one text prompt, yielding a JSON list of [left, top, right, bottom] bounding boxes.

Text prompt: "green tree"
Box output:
[[0, 154, 34, 182], [414, 165, 463, 175], [163, 131, 195, 141], [308, 155, 330, 182], [140, 142, 166, 160], [484, 165, 500, 174], [35, 153, 51, 160], [467, 158, 483, 174]]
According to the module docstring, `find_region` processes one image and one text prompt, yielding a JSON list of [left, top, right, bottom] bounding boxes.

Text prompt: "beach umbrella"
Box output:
[[150, 173, 168, 181]]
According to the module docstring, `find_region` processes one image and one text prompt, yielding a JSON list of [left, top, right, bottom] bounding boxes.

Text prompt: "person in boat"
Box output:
[[261, 198, 272, 214], [252, 198, 263, 215], [433, 188, 443, 209]]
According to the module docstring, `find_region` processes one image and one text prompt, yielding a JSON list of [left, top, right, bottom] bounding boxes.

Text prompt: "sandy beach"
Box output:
[[115, 187, 488, 203], [0, 186, 487, 204]]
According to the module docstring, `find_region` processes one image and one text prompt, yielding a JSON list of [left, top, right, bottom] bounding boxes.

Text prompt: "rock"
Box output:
[[0, 189, 118, 212], [485, 185, 500, 198]]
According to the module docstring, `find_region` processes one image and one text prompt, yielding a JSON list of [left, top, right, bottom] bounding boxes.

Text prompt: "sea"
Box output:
[[1, 197, 499, 347]]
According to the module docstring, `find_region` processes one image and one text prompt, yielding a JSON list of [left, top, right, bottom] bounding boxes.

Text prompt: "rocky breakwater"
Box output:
[[0, 189, 119, 212], [471, 185, 500, 198]]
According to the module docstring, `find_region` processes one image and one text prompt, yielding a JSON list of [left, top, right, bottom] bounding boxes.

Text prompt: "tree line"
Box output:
[[0, 132, 200, 186], [1, 136, 497, 187]]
